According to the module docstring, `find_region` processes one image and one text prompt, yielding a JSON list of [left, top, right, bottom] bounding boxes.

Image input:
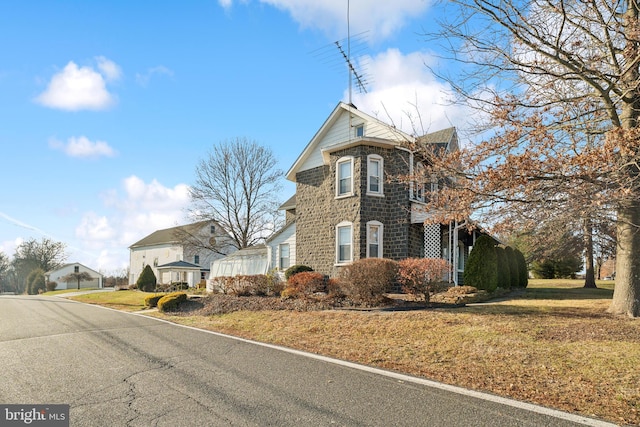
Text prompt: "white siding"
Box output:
[[129, 244, 183, 285], [267, 223, 296, 272], [47, 263, 103, 290], [298, 110, 408, 174]]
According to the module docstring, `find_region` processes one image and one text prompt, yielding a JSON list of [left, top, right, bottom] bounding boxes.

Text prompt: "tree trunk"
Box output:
[[608, 202, 640, 317], [583, 218, 597, 289]]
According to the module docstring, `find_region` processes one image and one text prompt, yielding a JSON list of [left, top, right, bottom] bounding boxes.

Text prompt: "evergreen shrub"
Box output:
[[495, 246, 511, 289], [514, 248, 529, 288], [284, 265, 314, 281], [136, 265, 157, 292], [157, 292, 187, 312], [463, 235, 498, 292], [505, 246, 519, 288], [144, 293, 165, 308]]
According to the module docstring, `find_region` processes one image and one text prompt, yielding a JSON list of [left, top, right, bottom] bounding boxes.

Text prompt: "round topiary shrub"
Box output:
[[144, 293, 165, 308], [284, 265, 314, 281], [495, 246, 511, 290], [157, 292, 187, 312]]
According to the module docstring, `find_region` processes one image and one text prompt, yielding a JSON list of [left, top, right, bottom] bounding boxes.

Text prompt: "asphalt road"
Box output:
[[0, 295, 615, 427]]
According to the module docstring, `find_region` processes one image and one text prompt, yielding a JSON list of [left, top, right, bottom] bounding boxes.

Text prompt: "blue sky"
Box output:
[[0, 0, 471, 273]]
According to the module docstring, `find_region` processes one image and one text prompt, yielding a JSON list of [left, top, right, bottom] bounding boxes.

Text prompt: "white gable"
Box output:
[[287, 103, 413, 182]]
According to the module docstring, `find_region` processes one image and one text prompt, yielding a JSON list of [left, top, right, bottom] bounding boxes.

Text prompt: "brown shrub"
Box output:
[[397, 258, 451, 302], [338, 258, 398, 306], [282, 271, 326, 299]]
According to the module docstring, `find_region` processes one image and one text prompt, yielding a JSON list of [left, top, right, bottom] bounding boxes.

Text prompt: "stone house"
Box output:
[[268, 102, 480, 284]]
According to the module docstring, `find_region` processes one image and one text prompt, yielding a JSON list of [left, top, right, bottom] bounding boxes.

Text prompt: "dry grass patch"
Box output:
[[155, 282, 639, 426]]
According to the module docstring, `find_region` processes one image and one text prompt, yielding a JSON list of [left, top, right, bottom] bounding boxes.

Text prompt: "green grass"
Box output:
[[68, 290, 150, 311], [44, 288, 101, 296]]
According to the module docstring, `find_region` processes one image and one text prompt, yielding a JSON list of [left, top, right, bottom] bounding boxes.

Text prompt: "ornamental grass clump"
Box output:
[[397, 258, 451, 303]]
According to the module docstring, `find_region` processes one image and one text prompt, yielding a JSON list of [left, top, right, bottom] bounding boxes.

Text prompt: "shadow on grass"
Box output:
[[521, 286, 613, 300]]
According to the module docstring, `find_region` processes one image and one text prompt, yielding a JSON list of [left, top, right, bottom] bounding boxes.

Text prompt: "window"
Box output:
[[336, 156, 354, 197], [74, 265, 79, 273], [366, 221, 383, 258], [336, 221, 353, 264], [414, 162, 425, 202], [367, 155, 384, 195], [210, 225, 216, 234], [279, 243, 290, 270], [355, 124, 364, 137], [194, 255, 200, 265]]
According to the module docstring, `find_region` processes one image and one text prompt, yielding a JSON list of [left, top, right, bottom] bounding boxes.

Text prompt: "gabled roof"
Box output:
[[286, 102, 413, 181], [129, 220, 214, 249], [265, 220, 295, 244], [416, 127, 458, 152], [279, 194, 296, 211], [45, 262, 103, 277], [157, 260, 202, 269]]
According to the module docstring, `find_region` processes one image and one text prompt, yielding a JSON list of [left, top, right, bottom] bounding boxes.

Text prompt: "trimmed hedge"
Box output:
[[157, 292, 187, 312], [282, 271, 326, 299], [464, 235, 498, 292], [144, 293, 166, 308]]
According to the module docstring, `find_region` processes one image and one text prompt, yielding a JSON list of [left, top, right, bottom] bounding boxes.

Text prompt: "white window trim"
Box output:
[[336, 156, 355, 198], [279, 243, 290, 270], [366, 221, 384, 258], [366, 154, 384, 197], [355, 124, 364, 138], [335, 221, 353, 265]]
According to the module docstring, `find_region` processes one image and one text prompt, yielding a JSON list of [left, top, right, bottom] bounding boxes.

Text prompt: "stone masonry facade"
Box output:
[[295, 144, 425, 277]]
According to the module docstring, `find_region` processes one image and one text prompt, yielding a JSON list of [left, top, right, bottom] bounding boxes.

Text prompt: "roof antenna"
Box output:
[[335, 0, 368, 106]]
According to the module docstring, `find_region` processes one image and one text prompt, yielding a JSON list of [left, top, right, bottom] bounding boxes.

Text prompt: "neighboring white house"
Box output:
[[46, 263, 103, 290], [129, 220, 235, 286], [266, 220, 296, 274]]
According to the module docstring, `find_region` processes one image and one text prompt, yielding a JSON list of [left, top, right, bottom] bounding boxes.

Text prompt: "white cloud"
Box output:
[[35, 57, 120, 111], [349, 48, 472, 137], [74, 176, 192, 271], [49, 136, 117, 159], [95, 56, 122, 82], [135, 65, 174, 87], [227, 0, 431, 41]]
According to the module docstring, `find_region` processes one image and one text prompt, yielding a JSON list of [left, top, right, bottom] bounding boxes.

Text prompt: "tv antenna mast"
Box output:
[[341, 0, 368, 104], [310, 1, 370, 104]]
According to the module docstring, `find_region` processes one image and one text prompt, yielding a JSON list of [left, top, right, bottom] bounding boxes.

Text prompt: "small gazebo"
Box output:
[[156, 260, 202, 288]]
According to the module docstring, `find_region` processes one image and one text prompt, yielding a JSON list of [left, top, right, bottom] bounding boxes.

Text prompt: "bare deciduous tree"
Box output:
[[189, 137, 283, 250], [418, 1, 640, 316]]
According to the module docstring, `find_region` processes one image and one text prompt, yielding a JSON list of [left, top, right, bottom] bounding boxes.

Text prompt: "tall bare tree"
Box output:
[[12, 237, 67, 294], [189, 137, 283, 250], [417, 1, 640, 316]]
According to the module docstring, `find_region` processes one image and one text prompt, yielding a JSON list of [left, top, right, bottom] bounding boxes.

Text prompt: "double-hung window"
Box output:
[[367, 154, 383, 196], [279, 243, 290, 270], [336, 221, 353, 264], [336, 156, 354, 197], [366, 221, 383, 258]]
